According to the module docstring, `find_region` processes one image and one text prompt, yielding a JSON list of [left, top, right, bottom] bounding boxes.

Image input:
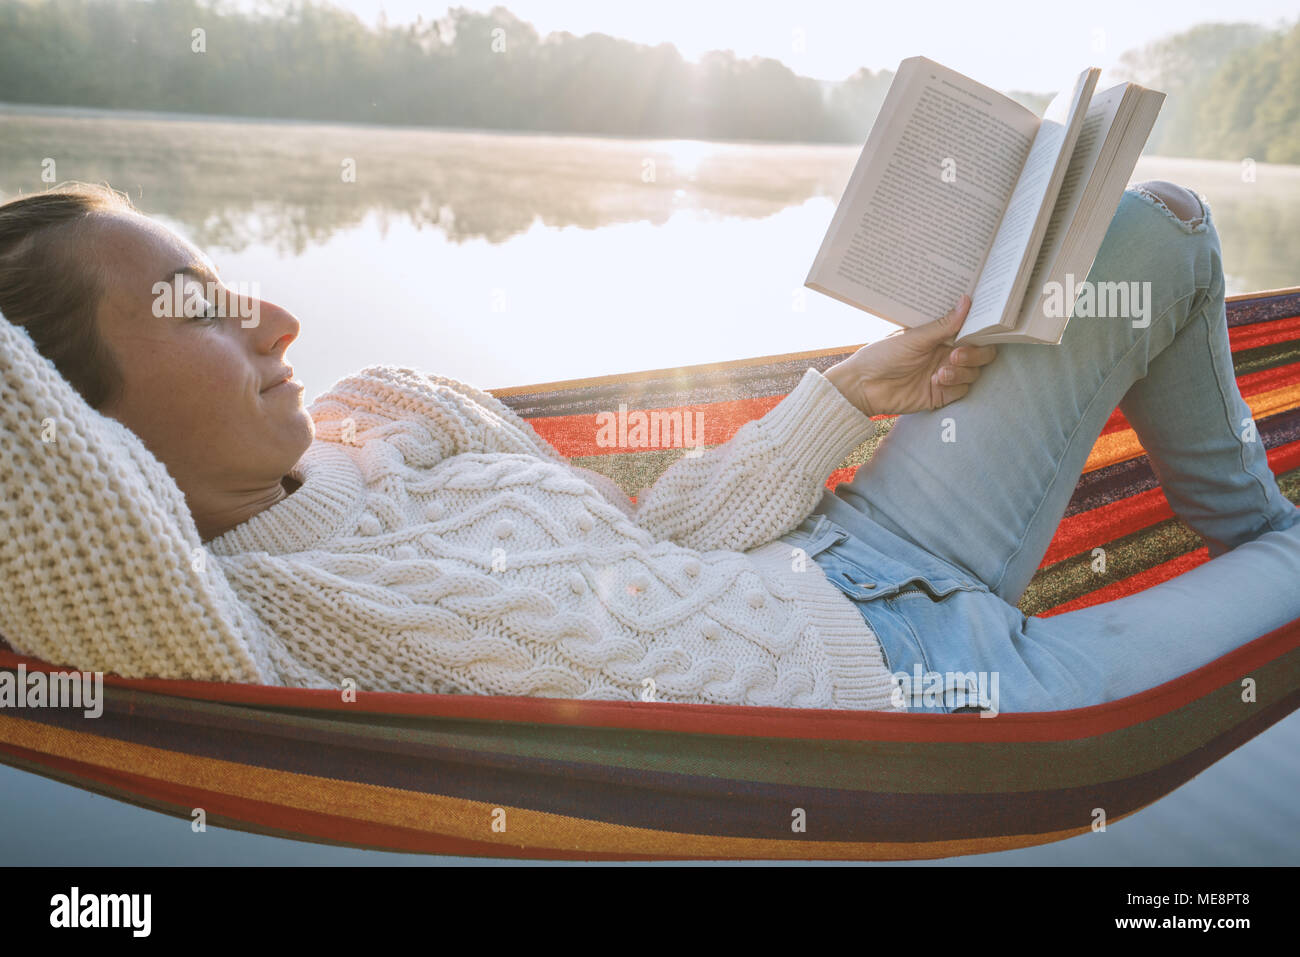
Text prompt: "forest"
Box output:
[[0, 0, 1297, 161]]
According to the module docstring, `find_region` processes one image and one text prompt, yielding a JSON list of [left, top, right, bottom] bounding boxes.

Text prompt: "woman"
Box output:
[[1, 181, 1296, 714]]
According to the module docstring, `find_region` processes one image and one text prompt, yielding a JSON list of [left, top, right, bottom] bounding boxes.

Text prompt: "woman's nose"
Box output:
[[247, 298, 301, 353]]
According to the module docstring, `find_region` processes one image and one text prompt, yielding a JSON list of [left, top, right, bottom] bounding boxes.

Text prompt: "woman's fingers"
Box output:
[[949, 344, 998, 367], [930, 342, 997, 387], [931, 363, 981, 386], [935, 383, 971, 406]]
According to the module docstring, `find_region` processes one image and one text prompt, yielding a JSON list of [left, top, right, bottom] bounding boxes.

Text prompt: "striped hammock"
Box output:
[[2, 286, 1298, 861]]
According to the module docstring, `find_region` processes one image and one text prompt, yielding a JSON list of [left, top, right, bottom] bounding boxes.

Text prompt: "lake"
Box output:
[[2, 103, 1299, 403], [0, 105, 1297, 865]]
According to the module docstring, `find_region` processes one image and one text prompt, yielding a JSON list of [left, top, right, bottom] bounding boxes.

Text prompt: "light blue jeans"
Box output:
[[780, 185, 1300, 714]]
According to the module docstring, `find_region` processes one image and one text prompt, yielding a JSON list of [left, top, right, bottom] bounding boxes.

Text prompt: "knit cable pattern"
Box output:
[[0, 315, 273, 682], [2, 311, 899, 710]]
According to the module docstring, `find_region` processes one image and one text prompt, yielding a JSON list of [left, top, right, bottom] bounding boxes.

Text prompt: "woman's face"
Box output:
[[90, 210, 314, 492]]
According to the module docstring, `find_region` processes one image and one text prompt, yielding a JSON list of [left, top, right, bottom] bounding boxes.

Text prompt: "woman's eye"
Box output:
[[191, 300, 219, 321]]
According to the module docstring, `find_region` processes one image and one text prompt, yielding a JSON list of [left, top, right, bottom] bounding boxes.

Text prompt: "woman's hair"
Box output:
[[0, 182, 136, 410]]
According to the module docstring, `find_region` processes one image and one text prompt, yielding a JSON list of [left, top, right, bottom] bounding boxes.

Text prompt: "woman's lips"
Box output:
[[262, 369, 297, 395], [263, 378, 303, 395]]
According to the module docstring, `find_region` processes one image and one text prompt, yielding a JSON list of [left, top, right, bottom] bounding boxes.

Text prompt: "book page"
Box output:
[[1020, 86, 1165, 342], [806, 56, 1040, 329], [1012, 83, 1126, 333], [956, 66, 1098, 339]]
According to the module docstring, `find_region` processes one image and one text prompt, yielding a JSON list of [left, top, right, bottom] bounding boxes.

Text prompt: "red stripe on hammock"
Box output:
[[1229, 312, 1300, 351], [1233, 362, 1300, 398], [1038, 438, 1300, 565], [529, 360, 1296, 459], [528, 395, 787, 457], [1035, 548, 1210, 617], [824, 438, 1300, 547], [1041, 488, 1175, 565], [1096, 359, 1300, 438], [523, 307, 1300, 459]]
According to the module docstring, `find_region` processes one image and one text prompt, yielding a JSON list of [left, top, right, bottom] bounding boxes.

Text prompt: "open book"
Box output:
[[805, 56, 1166, 345]]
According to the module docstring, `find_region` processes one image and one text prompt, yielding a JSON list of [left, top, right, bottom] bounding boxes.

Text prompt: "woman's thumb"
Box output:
[[920, 294, 971, 341]]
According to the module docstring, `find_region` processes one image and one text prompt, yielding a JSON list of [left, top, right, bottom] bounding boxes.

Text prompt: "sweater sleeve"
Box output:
[[306, 366, 572, 463], [310, 364, 877, 554], [603, 368, 878, 553], [0, 316, 276, 683]]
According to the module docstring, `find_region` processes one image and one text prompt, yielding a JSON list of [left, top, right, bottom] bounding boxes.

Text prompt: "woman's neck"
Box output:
[[193, 474, 301, 544]]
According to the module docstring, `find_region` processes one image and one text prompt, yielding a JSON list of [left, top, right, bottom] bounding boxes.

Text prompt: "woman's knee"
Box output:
[[1132, 180, 1205, 226]]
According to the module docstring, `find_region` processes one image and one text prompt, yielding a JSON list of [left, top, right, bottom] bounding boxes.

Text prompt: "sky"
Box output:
[[270, 0, 1300, 91]]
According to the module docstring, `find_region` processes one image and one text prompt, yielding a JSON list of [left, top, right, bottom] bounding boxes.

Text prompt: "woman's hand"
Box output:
[[823, 294, 998, 417]]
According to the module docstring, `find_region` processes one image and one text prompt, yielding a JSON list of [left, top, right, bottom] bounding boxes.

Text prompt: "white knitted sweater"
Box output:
[[0, 314, 899, 711]]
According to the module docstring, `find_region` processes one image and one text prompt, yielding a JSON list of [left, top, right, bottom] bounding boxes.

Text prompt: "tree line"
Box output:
[[0, 0, 1296, 161]]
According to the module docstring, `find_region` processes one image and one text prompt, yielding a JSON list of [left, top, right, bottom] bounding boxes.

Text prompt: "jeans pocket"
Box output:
[[864, 596, 965, 715], [783, 513, 850, 563], [816, 546, 981, 604], [807, 517, 987, 602]]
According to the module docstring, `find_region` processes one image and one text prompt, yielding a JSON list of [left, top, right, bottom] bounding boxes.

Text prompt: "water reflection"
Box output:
[[0, 106, 853, 253], [1, 106, 1297, 291], [1, 106, 1298, 399]]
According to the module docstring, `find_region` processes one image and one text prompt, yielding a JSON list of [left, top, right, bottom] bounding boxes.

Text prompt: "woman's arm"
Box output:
[[316, 319, 993, 556], [307, 365, 571, 462], [569, 297, 997, 552], [0, 317, 275, 682], [313, 362, 875, 553], [595, 367, 879, 553]]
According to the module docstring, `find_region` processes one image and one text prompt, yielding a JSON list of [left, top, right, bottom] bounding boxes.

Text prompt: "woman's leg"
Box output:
[[876, 512, 1300, 713], [826, 183, 1298, 607], [1011, 518, 1300, 709]]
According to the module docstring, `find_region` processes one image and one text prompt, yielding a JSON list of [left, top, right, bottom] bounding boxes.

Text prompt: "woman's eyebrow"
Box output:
[[159, 263, 220, 286]]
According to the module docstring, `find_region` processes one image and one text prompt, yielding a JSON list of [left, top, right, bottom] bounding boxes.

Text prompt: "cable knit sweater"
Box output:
[[0, 313, 900, 711]]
